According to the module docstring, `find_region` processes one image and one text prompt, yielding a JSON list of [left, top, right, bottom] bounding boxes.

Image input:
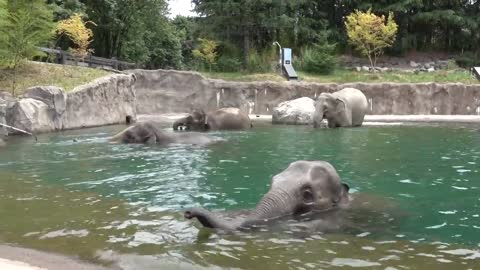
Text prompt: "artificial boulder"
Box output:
[[23, 86, 67, 130], [7, 98, 56, 134], [272, 97, 315, 125]]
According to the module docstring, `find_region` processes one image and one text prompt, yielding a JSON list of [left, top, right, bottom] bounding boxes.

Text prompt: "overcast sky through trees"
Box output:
[[168, 0, 196, 18]]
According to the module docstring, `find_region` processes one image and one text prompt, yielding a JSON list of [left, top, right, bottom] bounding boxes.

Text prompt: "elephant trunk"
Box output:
[[184, 207, 237, 230], [185, 188, 296, 231], [240, 188, 296, 227], [313, 103, 325, 128]]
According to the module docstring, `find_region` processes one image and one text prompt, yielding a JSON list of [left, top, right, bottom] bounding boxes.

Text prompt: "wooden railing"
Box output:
[[37, 47, 139, 71]]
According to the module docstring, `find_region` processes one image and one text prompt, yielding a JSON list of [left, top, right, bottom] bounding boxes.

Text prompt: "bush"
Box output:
[[297, 43, 336, 75], [215, 55, 242, 72], [455, 52, 480, 69], [247, 48, 276, 73]]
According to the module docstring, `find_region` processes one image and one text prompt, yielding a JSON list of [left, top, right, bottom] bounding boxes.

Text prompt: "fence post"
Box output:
[[112, 57, 118, 70], [56, 47, 66, 64]]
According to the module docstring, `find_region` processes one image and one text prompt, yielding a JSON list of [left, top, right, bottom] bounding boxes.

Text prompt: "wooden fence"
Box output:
[[38, 47, 139, 71]]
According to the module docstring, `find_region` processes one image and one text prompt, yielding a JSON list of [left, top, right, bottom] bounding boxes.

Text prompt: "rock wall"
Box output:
[[6, 74, 136, 134], [131, 69, 480, 116], [61, 74, 136, 130]]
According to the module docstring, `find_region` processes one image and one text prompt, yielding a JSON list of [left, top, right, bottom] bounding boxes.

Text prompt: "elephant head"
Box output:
[[184, 161, 350, 231], [313, 93, 347, 128], [110, 122, 171, 144], [173, 109, 209, 131]]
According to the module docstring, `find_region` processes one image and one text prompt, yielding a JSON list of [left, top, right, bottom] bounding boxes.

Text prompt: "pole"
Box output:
[[0, 123, 37, 141]]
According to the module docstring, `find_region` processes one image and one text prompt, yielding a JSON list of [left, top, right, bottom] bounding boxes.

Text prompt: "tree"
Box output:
[[56, 13, 95, 58], [192, 38, 218, 71], [47, 0, 86, 21], [83, 0, 183, 69], [345, 9, 398, 69], [0, 0, 54, 94], [192, 0, 307, 68]]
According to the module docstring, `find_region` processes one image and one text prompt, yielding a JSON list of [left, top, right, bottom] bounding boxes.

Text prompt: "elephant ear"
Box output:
[[339, 183, 350, 204], [335, 98, 347, 113], [341, 183, 350, 193]]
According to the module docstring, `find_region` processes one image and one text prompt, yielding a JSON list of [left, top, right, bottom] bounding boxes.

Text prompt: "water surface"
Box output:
[[0, 123, 479, 269]]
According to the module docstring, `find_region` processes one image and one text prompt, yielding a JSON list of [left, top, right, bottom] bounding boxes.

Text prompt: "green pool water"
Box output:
[[0, 123, 479, 269]]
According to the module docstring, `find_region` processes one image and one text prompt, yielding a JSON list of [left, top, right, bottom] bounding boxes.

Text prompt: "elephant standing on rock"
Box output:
[[184, 160, 350, 231], [110, 121, 221, 146], [173, 108, 252, 131], [313, 88, 368, 128]]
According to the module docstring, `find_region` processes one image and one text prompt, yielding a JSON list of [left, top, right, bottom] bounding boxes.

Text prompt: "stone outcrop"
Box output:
[[7, 98, 56, 133], [131, 69, 480, 116], [272, 97, 315, 125], [21, 86, 67, 130], [6, 74, 136, 134]]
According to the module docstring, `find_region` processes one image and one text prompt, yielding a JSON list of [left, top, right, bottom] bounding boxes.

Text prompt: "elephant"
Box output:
[[173, 107, 252, 131], [110, 121, 221, 146], [184, 160, 350, 231], [0, 138, 5, 147], [313, 88, 368, 128]]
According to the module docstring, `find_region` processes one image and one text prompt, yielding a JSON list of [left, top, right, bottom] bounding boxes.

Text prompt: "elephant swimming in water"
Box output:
[[184, 161, 351, 231], [173, 107, 252, 131], [313, 88, 368, 128], [110, 121, 220, 146]]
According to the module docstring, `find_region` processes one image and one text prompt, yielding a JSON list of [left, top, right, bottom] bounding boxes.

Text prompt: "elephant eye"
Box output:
[[301, 186, 314, 204]]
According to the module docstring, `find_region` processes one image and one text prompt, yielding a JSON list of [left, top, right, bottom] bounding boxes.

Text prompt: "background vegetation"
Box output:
[[1, 0, 480, 86]]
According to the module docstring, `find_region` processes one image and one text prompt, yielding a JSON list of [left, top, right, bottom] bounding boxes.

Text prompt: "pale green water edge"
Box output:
[[0, 123, 479, 269]]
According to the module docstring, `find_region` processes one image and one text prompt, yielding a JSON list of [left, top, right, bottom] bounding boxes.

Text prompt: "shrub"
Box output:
[[297, 43, 336, 75], [192, 38, 218, 72], [215, 55, 242, 72], [246, 48, 276, 73], [455, 52, 480, 69]]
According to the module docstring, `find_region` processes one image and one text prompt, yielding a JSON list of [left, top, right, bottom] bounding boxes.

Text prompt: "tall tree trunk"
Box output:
[[242, 26, 250, 69]]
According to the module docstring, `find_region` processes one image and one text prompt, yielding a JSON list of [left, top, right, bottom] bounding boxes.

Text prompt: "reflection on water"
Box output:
[[0, 124, 479, 269]]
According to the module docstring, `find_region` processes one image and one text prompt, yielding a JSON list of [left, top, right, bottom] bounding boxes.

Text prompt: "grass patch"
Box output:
[[202, 68, 478, 84], [0, 62, 112, 96]]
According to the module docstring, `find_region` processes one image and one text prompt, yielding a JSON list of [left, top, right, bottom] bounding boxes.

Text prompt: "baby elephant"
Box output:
[[173, 107, 252, 131], [185, 160, 350, 231], [313, 88, 368, 128], [110, 121, 220, 146]]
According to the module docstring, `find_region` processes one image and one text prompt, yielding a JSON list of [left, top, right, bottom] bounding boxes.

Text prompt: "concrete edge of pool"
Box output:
[[137, 114, 480, 124], [0, 245, 112, 270]]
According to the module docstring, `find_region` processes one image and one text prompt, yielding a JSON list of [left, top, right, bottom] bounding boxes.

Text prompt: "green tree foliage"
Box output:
[[192, 0, 320, 68], [345, 9, 398, 68], [0, 0, 54, 94], [47, 0, 86, 21], [297, 43, 336, 75], [84, 0, 182, 69], [191, 0, 480, 71], [192, 38, 218, 71]]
